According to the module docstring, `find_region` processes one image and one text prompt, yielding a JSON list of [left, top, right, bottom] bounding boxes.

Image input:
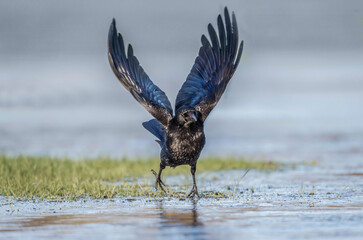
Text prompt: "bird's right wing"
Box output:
[[108, 19, 173, 127], [175, 7, 243, 122]]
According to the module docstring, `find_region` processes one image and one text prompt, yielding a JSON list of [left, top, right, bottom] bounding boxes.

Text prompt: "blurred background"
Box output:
[[1, 0, 362, 160]]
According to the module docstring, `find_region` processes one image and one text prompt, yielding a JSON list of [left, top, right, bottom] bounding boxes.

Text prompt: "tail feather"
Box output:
[[142, 119, 166, 146]]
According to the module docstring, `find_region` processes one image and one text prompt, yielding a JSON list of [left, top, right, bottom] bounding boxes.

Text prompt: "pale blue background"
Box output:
[[1, 0, 362, 159]]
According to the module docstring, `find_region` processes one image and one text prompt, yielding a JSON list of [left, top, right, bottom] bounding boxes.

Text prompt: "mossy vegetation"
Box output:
[[0, 155, 283, 200]]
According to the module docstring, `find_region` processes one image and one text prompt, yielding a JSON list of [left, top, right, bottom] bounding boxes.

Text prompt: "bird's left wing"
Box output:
[[108, 19, 173, 127], [175, 7, 243, 122]]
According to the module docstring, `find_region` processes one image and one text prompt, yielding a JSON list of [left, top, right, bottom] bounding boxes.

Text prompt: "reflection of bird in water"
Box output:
[[108, 7, 243, 198], [158, 200, 200, 228]]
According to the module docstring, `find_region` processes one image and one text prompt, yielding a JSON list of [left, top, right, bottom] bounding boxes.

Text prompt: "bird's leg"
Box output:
[[187, 165, 200, 198], [151, 163, 166, 192]]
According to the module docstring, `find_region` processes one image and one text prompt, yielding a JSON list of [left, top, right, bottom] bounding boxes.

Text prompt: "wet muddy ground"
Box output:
[[1, 155, 362, 240]]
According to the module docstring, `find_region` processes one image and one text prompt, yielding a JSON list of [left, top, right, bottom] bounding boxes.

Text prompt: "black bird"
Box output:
[[108, 7, 243, 198]]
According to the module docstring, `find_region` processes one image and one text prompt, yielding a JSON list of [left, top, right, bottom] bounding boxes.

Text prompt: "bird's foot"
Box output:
[[187, 185, 200, 199], [151, 169, 166, 192], [156, 178, 166, 192]]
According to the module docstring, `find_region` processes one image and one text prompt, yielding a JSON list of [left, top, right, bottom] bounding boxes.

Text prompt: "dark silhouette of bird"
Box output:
[[108, 7, 243, 198]]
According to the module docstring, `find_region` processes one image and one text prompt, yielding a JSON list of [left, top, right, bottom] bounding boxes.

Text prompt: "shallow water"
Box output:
[[1, 156, 362, 240]]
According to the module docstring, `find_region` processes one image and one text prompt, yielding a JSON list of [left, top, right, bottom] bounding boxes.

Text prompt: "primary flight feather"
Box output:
[[108, 7, 243, 198]]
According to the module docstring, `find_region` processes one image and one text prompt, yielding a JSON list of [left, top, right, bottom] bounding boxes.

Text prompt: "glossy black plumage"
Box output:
[[175, 7, 243, 122], [108, 20, 173, 127], [108, 7, 243, 198]]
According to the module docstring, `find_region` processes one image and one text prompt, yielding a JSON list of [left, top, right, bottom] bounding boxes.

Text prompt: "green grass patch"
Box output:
[[0, 155, 283, 200]]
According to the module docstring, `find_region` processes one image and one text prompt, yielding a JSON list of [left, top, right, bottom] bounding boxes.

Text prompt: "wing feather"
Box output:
[[175, 7, 244, 121], [108, 19, 173, 127]]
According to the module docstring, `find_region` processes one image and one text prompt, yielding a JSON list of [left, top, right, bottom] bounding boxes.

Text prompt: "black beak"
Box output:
[[186, 112, 197, 122]]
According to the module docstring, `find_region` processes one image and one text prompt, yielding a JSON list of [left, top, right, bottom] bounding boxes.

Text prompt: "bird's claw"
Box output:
[[151, 169, 166, 192], [156, 179, 166, 192], [187, 186, 199, 199]]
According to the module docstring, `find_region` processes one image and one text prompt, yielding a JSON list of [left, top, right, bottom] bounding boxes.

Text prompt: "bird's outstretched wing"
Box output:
[[108, 19, 173, 127], [175, 7, 243, 122]]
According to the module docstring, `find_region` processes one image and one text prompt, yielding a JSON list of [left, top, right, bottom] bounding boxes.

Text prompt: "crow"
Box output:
[[108, 7, 243, 198]]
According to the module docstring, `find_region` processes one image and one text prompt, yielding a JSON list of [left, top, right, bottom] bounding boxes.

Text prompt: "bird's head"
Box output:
[[178, 109, 198, 127]]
